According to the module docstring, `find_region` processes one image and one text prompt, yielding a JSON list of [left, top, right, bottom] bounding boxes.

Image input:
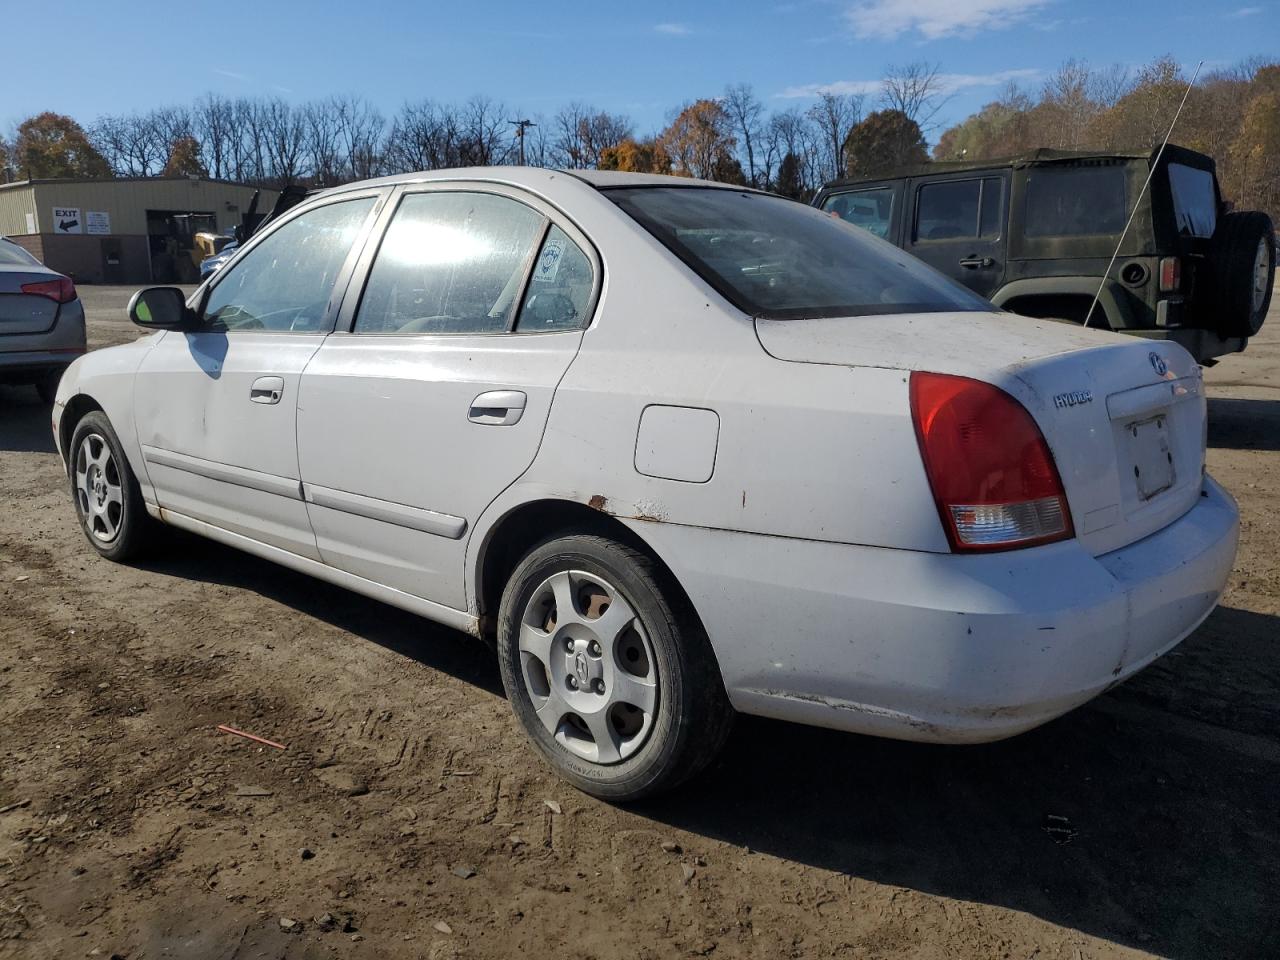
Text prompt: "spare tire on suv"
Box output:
[[1210, 210, 1275, 338]]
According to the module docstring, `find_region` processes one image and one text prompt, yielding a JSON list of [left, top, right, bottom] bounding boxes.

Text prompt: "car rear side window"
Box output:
[[514, 225, 594, 332], [202, 197, 376, 333], [821, 187, 895, 239], [354, 191, 545, 335], [914, 178, 1002, 242], [607, 186, 990, 320], [1168, 163, 1217, 238], [1023, 165, 1128, 238]]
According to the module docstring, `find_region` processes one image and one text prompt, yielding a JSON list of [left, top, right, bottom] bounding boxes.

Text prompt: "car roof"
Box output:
[[314, 166, 752, 199], [821, 143, 1213, 191]]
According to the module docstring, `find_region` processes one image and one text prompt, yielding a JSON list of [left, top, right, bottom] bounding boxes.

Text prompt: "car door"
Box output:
[[906, 174, 1007, 297], [296, 184, 598, 611], [133, 192, 383, 559]]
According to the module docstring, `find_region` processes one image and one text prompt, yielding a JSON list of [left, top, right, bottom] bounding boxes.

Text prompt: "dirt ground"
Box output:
[[1, 286, 1276, 960]]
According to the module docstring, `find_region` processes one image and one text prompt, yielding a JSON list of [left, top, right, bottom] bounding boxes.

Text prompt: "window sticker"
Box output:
[[534, 235, 566, 282]]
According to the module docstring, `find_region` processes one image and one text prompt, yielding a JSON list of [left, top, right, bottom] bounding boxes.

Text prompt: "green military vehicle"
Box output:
[[814, 144, 1274, 363]]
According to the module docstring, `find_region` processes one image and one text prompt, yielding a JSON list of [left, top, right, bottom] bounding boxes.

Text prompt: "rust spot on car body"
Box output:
[[587, 494, 608, 511]]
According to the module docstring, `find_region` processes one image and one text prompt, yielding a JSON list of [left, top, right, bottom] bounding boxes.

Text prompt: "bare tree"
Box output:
[[807, 91, 864, 183], [385, 100, 463, 172], [193, 94, 237, 179], [880, 62, 950, 132], [764, 107, 820, 195], [551, 103, 631, 169], [723, 84, 764, 186], [304, 100, 343, 184], [455, 96, 512, 166], [333, 95, 385, 180], [259, 99, 305, 185]]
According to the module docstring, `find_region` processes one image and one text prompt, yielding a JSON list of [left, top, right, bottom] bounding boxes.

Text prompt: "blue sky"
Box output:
[[6, 0, 1277, 141]]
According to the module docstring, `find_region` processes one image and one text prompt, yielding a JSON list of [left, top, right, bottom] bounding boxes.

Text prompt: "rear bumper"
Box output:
[[0, 348, 84, 379], [629, 475, 1239, 743], [0, 299, 87, 380]]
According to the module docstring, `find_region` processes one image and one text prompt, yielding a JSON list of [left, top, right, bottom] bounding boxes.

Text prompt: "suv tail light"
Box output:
[[1158, 256, 1181, 293], [910, 372, 1073, 552], [21, 276, 77, 304]]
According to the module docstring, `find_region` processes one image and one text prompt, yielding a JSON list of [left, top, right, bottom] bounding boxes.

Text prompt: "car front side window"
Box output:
[[822, 187, 895, 240], [354, 191, 545, 335], [201, 197, 376, 333]]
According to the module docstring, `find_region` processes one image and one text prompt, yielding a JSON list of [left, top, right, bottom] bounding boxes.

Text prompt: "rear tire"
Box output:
[[68, 411, 159, 562], [1209, 210, 1274, 338], [496, 533, 734, 801]]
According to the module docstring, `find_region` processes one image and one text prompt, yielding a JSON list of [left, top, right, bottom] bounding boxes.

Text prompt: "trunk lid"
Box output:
[[0, 294, 59, 336], [756, 311, 1205, 556], [0, 268, 62, 336]]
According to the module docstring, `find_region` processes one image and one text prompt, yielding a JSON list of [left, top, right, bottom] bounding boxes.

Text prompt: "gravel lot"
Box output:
[[1, 286, 1276, 959]]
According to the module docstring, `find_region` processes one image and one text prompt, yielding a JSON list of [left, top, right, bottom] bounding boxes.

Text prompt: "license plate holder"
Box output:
[[1129, 415, 1175, 501]]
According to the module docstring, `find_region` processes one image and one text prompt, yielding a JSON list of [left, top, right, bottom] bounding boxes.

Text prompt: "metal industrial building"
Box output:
[[0, 177, 277, 284]]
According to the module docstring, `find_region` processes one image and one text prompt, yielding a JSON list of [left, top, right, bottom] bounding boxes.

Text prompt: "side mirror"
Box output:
[[128, 286, 195, 330]]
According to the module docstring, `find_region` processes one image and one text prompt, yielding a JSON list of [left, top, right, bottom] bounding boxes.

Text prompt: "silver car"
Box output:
[[0, 237, 86, 403]]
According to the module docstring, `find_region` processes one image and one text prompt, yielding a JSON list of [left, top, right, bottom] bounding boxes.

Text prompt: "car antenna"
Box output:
[[1083, 59, 1203, 329]]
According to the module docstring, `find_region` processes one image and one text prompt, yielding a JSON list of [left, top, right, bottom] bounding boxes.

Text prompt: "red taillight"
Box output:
[[21, 276, 77, 304], [910, 372, 1073, 552], [1158, 256, 1181, 293]]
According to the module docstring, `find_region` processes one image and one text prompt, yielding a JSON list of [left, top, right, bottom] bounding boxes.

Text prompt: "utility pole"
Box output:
[[509, 118, 536, 166]]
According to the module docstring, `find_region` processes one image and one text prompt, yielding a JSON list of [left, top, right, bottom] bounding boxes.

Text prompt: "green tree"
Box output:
[[162, 135, 208, 176], [774, 152, 806, 200], [14, 112, 111, 179], [843, 109, 927, 178]]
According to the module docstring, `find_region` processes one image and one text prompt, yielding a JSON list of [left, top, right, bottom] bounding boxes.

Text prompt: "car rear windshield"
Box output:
[[1023, 165, 1128, 238], [0, 239, 39, 266], [1167, 162, 1217, 238], [605, 186, 991, 320]]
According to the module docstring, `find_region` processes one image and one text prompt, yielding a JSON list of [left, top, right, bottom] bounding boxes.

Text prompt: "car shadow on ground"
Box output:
[[0, 386, 56, 454], [132, 529, 507, 699], [1207, 397, 1280, 451]]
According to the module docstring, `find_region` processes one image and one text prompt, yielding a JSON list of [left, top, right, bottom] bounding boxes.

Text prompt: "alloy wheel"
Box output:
[[1252, 237, 1271, 316], [75, 433, 124, 543], [517, 569, 658, 764]]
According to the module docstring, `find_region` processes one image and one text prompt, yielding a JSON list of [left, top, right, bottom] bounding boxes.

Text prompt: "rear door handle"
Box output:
[[469, 390, 527, 426], [250, 376, 285, 405], [959, 256, 994, 269]]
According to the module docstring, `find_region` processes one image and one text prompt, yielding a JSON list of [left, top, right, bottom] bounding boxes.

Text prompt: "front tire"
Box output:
[[496, 533, 734, 801], [68, 411, 158, 562]]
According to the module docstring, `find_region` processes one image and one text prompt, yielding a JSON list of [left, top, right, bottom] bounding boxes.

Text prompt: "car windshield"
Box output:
[[0, 239, 40, 267], [605, 186, 991, 320]]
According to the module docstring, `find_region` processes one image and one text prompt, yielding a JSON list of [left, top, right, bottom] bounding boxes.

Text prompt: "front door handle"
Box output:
[[469, 390, 527, 426], [959, 255, 994, 269], [250, 376, 285, 405]]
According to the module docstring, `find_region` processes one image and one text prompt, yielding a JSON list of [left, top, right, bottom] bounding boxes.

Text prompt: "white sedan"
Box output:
[[52, 168, 1239, 800]]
